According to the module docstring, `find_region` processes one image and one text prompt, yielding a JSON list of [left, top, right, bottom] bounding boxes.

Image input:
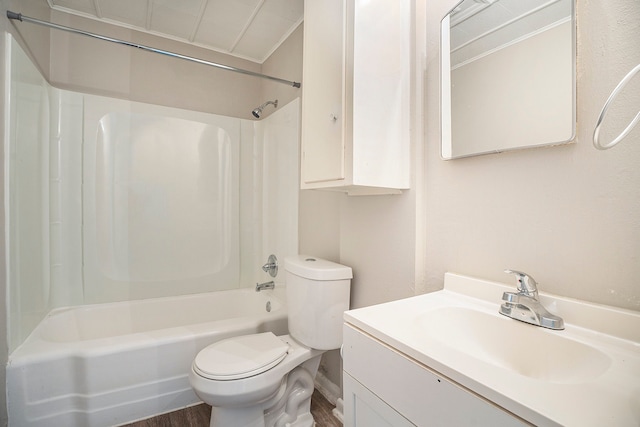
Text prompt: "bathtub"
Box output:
[[7, 287, 288, 427]]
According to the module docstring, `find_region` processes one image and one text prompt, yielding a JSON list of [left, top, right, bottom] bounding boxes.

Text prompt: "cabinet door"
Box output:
[[344, 373, 415, 427], [351, 0, 410, 189], [343, 325, 530, 426], [301, 0, 346, 185]]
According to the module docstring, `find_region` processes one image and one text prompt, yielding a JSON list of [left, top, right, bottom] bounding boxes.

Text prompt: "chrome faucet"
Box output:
[[262, 254, 278, 277], [499, 270, 564, 330], [255, 281, 275, 292]]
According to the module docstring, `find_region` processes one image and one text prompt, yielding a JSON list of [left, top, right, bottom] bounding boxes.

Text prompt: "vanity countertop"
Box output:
[[344, 273, 640, 426]]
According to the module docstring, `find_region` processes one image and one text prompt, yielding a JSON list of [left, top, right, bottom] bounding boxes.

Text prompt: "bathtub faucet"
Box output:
[[255, 281, 275, 292]]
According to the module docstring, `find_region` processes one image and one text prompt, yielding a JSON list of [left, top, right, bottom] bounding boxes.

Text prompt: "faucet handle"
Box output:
[[504, 269, 539, 299], [262, 254, 278, 277]]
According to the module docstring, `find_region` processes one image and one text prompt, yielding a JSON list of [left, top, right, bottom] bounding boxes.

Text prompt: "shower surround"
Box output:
[[6, 36, 301, 425]]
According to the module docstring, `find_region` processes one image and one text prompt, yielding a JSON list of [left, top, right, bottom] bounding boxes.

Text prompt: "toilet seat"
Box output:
[[194, 332, 290, 381]]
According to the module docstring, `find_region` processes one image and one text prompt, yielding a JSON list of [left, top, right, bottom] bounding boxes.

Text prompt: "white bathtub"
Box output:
[[7, 287, 288, 427]]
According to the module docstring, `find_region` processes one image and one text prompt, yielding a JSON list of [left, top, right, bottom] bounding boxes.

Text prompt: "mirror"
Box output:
[[441, 0, 575, 159]]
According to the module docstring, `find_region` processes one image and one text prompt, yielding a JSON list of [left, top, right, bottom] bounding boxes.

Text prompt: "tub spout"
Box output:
[[256, 281, 275, 292]]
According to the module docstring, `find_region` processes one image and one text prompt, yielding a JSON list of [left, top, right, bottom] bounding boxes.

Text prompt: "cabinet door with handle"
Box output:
[[301, 0, 346, 185], [343, 373, 416, 427]]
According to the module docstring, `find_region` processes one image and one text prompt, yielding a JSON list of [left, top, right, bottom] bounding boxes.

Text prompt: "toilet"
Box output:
[[189, 255, 352, 427]]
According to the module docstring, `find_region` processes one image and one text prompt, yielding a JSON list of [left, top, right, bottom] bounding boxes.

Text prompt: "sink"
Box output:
[[418, 307, 612, 383], [345, 272, 640, 426]]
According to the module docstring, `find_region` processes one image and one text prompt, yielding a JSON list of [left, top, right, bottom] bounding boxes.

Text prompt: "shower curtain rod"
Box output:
[[6, 11, 301, 88]]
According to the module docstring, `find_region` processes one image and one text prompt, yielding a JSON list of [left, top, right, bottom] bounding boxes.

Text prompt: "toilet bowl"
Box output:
[[189, 255, 352, 427], [189, 334, 323, 427]]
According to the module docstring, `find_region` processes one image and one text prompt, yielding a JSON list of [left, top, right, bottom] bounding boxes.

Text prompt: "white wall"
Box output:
[[0, 4, 12, 426], [423, 0, 640, 311], [47, 10, 261, 120], [260, 25, 303, 121], [80, 95, 244, 303], [7, 0, 263, 120], [6, 36, 51, 353], [0, 0, 47, 422], [252, 98, 301, 285]]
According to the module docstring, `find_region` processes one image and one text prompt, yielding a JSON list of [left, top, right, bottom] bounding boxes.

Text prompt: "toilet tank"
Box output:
[[284, 256, 352, 350]]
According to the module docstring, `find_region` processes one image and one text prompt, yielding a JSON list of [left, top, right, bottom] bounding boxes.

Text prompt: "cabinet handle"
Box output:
[[329, 113, 338, 122]]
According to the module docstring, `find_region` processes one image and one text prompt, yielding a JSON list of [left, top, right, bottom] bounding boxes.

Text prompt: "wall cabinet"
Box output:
[[301, 0, 411, 196], [342, 324, 529, 426]]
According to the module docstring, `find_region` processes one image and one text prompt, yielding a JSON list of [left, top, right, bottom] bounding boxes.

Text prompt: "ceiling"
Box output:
[[47, 0, 304, 64]]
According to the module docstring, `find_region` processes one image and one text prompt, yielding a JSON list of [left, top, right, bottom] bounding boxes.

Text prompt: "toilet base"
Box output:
[[210, 406, 266, 427], [209, 356, 321, 427]]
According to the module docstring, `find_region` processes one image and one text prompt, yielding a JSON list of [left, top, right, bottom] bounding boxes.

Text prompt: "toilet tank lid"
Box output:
[[284, 255, 353, 281]]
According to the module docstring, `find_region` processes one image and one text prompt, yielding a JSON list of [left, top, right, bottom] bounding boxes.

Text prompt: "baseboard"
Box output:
[[332, 398, 344, 423], [314, 371, 341, 405], [314, 371, 344, 421]]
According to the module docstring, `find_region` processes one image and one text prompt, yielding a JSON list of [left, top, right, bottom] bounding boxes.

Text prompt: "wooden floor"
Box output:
[[123, 389, 342, 427]]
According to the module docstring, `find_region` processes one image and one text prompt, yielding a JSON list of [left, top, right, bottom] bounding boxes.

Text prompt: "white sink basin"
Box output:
[[344, 272, 640, 426], [417, 307, 611, 383]]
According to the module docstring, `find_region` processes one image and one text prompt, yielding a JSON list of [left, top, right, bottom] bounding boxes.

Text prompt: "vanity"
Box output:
[[342, 273, 640, 426]]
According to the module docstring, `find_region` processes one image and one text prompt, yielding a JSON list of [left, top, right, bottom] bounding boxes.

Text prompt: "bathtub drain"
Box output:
[[266, 301, 272, 312]]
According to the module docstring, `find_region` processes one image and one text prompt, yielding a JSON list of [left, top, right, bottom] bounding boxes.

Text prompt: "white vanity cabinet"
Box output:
[[342, 324, 529, 427], [301, 0, 410, 196]]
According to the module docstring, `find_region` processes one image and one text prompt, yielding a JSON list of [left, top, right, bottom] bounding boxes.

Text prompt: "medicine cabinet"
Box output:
[[441, 0, 576, 159], [301, 0, 410, 195]]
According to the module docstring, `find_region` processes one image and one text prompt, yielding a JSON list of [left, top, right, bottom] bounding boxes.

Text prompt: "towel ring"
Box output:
[[593, 63, 640, 150]]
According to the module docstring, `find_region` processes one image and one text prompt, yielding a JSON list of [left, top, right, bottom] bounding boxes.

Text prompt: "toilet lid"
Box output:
[[194, 332, 290, 381]]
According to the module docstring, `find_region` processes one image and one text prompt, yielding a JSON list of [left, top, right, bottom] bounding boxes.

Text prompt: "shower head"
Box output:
[[252, 100, 278, 119]]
